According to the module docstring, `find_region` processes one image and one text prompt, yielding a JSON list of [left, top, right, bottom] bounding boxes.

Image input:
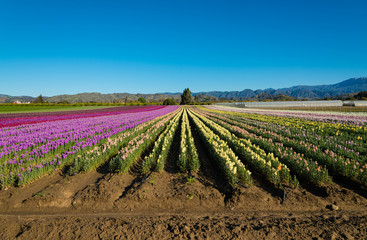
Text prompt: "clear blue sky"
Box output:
[[0, 0, 366, 97]]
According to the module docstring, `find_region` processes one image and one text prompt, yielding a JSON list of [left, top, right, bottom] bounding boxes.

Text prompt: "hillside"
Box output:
[[0, 77, 366, 103], [0, 94, 35, 103], [197, 77, 367, 100], [45, 92, 181, 103]]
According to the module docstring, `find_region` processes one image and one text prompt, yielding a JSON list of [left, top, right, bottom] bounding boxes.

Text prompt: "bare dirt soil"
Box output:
[[0, 161, 366, 239]]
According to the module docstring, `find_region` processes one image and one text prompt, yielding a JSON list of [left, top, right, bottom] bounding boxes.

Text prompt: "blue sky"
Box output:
[[0, 0, 366, 97]]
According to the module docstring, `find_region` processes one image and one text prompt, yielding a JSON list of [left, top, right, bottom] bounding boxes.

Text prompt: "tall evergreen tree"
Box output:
[[180, 88, 193, 105], [33, 94, 45, 103]]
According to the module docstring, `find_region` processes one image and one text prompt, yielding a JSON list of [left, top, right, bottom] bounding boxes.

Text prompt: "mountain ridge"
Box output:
[[1, 77, 366, 103], [192, 77, 367, 100]]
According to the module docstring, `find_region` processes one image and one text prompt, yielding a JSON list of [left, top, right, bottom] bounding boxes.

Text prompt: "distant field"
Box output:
[[0, 105, 113, 114], [237, 106, 367, 113]]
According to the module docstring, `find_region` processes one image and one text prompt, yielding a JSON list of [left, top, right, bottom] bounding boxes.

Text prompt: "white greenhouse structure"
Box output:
[[217, 100, 343, 108], [345, 101, 367, 107]]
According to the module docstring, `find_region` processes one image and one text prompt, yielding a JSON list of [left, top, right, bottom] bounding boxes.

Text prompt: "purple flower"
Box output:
[[0, 106, 179, 182]]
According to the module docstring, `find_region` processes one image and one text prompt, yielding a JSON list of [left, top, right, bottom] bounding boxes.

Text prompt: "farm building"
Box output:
[[343, 101, 367, 107]]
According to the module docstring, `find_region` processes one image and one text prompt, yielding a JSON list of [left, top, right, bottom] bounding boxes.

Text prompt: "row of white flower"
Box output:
[[142, 108, 183, 174], [187, 109, 252, 188], [191, 108, 292, 186], [178, 108, 200, 173]]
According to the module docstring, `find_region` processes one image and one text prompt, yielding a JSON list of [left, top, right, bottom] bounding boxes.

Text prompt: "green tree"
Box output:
[[180, 88, 193, 105], [33, 94, 45, 103], [138, 97, 146, 103], [355, 91, 367, 100], [194, 95, 199, 102], [163, 98, 177, 105]]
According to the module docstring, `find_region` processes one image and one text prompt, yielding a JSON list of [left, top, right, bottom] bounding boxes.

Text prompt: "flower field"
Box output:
[[1, 104, 367, 239], [1, 104, 366, 191], [0, 106, 178, 188], [201, 106, 367, 187], [0, 105, 157, 128]]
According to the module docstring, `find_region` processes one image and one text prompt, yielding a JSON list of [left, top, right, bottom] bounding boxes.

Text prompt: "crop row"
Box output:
[[208, 105, 367, 126], [197, 106, 367, 187], [187, 108, 252, 189], [0, 105, 162, 128], [189, 108, 297, 188], [141, 107, 182, 174], [210, 108, 367, 161], [71, 108, 179, 175], [3, 104, 365, 193], [178, 108, 200, 173], [0, 106, 178, 188], [194, 108, 330, 187]]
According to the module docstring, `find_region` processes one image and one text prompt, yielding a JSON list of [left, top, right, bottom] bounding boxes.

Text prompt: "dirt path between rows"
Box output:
[[1, 166, 366, 239], [0, 210, 366, 240]]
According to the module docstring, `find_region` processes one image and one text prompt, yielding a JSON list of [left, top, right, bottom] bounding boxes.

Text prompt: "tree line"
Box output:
[[9, 88, 206, 106]]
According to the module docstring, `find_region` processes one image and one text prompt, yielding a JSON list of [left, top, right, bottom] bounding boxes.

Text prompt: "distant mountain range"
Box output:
[[46, 92, 182, 103], [1, 77, 366, 103], [192, 77, 367, 100], [0, 92, 182, 104], [0, 94, 35, 104]]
